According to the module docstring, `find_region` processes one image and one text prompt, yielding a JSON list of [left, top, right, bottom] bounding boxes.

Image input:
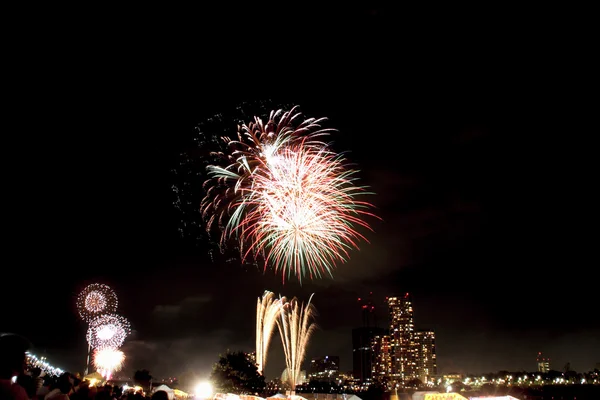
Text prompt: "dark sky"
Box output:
[[3, 5, 597, 384]]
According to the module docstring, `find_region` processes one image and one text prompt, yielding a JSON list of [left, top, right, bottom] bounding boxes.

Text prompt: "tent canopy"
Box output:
[[153, 384, 175, 400], [240, 396, 265, 400], [468, 397, 519, 400], [83, 371, 104, 381], [153, 384, 174, 392]]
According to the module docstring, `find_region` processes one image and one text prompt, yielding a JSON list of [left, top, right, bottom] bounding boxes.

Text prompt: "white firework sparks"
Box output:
[[87, 313, 131, 350], [93, 348, 125, 380], [256, 290, 286, 374]]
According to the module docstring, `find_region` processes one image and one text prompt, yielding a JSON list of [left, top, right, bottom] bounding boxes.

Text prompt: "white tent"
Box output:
[[345, 395, 362, 400], [153, 384, 175, 400], [267, 395, 286, 399], [468, 397, 519, 400], [240, 396, 266, 400]]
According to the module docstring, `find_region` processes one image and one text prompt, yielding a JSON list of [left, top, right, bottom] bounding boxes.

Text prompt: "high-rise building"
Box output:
[[352, 326, 386, 383], [371, 333, 392, 385], [414, 330, 437, 383], [388, 293, 417, 384], [358, 291, 436, 388], [358, 292, 377, 327], [537, 352, 550, 373], [352, 292, 384, 384], [308, 356, 340, 382]]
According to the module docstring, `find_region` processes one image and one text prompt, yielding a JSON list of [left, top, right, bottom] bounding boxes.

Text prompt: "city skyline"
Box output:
[[5, 283, 597, 381], [3, 3, 597, 387]]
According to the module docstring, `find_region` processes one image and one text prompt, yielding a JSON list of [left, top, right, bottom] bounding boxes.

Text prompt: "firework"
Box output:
[[87, 314, 131, 350], [93, 348, 125, 380], [173, 99, 293, 254], [256, 290, 286, 374], [276, 294, 317, 391], [76, 283, 118, 322], [201, 106, 378, 282]]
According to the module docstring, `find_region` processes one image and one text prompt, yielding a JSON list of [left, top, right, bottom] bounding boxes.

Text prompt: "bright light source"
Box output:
[[195, 381, 213, 398]]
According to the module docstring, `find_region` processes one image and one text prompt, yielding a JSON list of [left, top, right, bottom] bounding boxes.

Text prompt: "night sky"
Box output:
[[3, 5, 597, 384]]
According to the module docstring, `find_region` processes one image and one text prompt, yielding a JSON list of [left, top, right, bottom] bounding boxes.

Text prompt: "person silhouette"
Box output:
[[0, 332, 31, 400], [151, 390, 169, 400]]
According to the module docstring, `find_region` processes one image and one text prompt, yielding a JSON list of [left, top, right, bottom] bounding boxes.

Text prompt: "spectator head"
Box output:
[[0, 333, 31, 379]]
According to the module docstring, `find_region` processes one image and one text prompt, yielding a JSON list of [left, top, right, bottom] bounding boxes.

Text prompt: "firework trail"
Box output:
[[256, 290, 286, 374], [76, 283, 118, 322], [201, 106, 378, 282], [276, 294, 317, 391], [87, 313, 131, 350], [93, 348, 125, 380]]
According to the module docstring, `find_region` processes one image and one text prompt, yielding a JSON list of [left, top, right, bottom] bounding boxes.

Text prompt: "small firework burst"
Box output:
[[87, 313, 131, 350], [76, 283, 118, 322]]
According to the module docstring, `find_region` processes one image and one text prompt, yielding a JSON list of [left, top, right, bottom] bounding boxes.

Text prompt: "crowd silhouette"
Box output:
[[1, 333, 170, 400]]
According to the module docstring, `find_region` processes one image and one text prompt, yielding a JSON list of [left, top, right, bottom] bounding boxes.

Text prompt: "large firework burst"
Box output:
[[173, 99, 292, 258], [93, 348, 125, 380], [201, 106, 378, 282], [76, 283, 118, 322], [256, 290, 286, 374], [86, 313, 131, 350], [276, 294, 317, 391]]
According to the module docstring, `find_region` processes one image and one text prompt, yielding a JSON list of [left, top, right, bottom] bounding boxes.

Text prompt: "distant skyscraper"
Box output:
[[388, 293, 417, 384], [358, 292, 377, 327], [371, 333, 392, 385], [309, 356, 340, 382], [353, 326, 385, 383], [352, 292, 384, 383], [363, 291, 436, 388], [537, 352, 550, 373], [414, 330, 437, 383]]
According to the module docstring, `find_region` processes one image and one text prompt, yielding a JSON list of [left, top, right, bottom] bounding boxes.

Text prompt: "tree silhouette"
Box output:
[[133, 369, 153, 392], [210, 351, 266, 395]]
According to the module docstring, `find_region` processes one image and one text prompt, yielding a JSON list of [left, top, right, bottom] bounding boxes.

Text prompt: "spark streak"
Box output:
[[256, 290, 286, 374], [276, 294, 317, 391]]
